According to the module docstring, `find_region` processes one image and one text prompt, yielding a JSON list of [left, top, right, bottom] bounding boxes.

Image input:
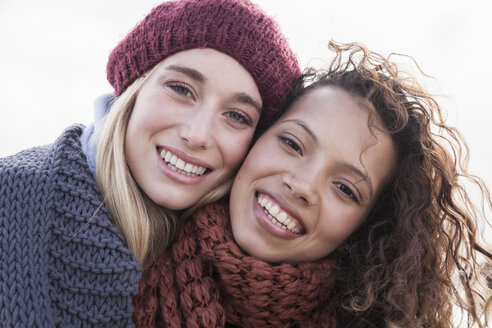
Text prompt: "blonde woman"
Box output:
[[0, 0, 300, 326]]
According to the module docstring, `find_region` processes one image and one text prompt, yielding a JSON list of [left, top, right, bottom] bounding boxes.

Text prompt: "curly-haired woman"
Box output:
[[134, 41, 491, 328]]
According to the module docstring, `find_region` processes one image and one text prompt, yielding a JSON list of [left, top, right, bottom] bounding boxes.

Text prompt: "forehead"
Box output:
[[152, 48, 261, 99], [281, 86, 373, 134]]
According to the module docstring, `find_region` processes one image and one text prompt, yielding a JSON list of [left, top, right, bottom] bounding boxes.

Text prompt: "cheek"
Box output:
[[124, 115, 142, 160], [127, 104, 151, 135], [219, 131, 255, 171], [317, 206, 366, 248], [133, 92, 179, 130]]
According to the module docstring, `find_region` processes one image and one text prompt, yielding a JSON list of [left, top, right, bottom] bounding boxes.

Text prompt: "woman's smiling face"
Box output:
[[230, 86, 397, 263], [125, 48, 262, 210]]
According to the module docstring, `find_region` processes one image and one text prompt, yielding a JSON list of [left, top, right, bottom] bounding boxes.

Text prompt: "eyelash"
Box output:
[[166, 82, 253, 127], [279, 134, 361, 203], [226, 110, 252, 126], [334, 182, 359, 203], [279, 135, 303, 155], [168, 82, 194, 99]]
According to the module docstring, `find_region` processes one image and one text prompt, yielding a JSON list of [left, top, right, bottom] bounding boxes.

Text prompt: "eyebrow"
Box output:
[[165, 65, 261, 113], [234, 92, 262, 114], [342, 163, 374, 201], [280, 119, 318, 145], [165, 65, 205, 82], [280, 118, 374, 201]]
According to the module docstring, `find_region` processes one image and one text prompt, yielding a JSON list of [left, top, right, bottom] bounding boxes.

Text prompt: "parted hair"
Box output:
[[280, 41, 491, 327]]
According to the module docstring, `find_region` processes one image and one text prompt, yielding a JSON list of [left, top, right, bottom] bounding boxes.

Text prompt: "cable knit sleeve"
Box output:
[[0, 125, 142, 327], [0, 144, 57, 325]]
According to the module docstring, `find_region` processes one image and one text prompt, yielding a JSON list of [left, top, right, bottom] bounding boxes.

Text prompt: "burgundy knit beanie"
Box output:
[[107, 0, 300, 129]]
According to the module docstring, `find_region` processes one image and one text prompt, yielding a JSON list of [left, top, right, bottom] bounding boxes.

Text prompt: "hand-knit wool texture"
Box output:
[[106, 0, 300, 131], [133, 202, 338, 328], [0, 125, 142, 327]]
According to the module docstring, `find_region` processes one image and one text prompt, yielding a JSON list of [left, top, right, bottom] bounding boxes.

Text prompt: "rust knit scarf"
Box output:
[[133, 202, 337, 327]]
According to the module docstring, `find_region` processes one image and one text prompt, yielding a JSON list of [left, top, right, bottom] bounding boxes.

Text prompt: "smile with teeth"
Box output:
[[159, 148, 208, 177], [257, 194, 302, 234]]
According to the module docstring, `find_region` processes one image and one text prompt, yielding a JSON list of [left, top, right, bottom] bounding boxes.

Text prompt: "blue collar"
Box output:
[[80, 93, 115, 177]]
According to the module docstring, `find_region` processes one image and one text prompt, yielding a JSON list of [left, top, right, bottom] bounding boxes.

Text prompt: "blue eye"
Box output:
[[226, 110, 252, 126], [279, 136, 302, 155], [168, 82, 193, 97]]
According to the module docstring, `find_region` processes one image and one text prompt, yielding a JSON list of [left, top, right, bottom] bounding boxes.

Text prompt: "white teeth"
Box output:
[[269, 205, 279, 217], [176, 158, 185, 170], [159, 149, 208, 176], [277, 212, 287, 222], [164, 151, 172, 162], [257, 194, 300, 234]]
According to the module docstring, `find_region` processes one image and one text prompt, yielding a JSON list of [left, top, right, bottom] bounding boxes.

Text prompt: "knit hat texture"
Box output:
[[107, 0, 300, 129]]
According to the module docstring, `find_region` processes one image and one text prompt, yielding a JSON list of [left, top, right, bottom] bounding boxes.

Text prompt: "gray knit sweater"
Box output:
[[0, 125, 142, 327]]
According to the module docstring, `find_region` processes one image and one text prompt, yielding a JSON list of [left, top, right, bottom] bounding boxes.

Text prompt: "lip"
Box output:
[[159, 145, 212, 168], [156, 146, 212, 185], [253, 190, 305, 240]]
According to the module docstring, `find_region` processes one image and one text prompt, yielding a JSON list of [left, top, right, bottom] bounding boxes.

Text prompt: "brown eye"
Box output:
[[279, 136, 302, 155], [334, 182, 359, 203]]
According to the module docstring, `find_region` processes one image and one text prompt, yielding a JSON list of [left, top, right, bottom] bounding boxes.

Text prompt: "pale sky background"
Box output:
[[0, 1, 490, 231], [0, 0, 490, 324]]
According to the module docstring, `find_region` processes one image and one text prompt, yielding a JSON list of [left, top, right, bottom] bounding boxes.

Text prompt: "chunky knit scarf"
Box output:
[[133, 202, 337, 327]]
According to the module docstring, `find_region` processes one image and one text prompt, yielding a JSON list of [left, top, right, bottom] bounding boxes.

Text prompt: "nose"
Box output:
[[179, 106, 215, 150], [281, 169, 319, 206]]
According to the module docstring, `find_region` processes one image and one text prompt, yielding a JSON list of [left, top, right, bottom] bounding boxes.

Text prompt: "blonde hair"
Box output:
[[96, 64, 232, 266]]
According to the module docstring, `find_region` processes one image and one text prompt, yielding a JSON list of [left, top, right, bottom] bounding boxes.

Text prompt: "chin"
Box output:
[[152, 195, 199, 211], [248, 250, 290, 264], [234, 235, 277, 263]]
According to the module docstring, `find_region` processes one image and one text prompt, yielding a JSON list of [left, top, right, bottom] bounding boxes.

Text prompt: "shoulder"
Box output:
[[0, 144, 52, 176], [0, 124, 141, 326], [0, 124, 86, 175], [0, 124, 90, 229], [0, 124, 89, 206]]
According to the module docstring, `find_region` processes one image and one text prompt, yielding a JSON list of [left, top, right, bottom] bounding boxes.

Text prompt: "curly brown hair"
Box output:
[[280, 41, 492, 327]]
